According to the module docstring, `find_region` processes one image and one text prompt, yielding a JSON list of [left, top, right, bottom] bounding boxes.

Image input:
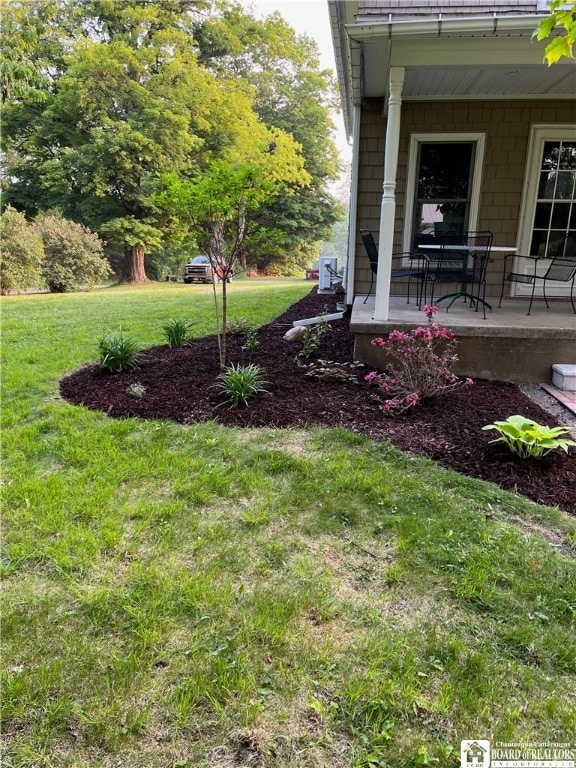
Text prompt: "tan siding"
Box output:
[[354, 99, 576, 298]]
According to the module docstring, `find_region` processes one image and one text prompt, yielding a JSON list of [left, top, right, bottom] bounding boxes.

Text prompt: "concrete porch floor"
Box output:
[[351, 295, 576, 383]]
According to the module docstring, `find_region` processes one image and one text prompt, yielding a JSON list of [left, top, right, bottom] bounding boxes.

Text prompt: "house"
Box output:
[[462, 741, 489, 766], [329, 0, 576, 382]]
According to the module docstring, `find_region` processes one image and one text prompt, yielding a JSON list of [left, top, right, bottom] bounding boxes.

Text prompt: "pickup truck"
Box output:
[[183, 256, 233, 284]]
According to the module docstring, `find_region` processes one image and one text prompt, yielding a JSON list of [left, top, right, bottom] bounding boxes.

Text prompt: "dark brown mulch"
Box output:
[[60, 287, 576, 515]]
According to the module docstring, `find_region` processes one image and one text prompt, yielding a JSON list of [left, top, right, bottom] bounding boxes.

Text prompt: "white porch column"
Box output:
[[374, 66, 405, 321], [345, 105, 361, 304]]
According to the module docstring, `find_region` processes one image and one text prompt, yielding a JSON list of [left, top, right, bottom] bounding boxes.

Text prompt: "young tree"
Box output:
[[0, 206, 44, 294], [33, 212, 111, 292], [158, 157, 307, 367]]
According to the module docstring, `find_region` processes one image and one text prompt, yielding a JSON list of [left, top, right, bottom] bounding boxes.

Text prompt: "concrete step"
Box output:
[[552, 364, 576, 392]]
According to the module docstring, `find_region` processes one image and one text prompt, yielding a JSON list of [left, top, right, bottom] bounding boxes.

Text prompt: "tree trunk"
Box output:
[[220, 277, 227, 368], [123, 244, 148, 282]]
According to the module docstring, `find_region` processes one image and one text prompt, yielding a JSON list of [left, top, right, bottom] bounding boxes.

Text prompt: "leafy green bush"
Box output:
[[482, 414, 576, 458], [98, 330, 141, 373], [161, 318, 194, 348], [297, 320, 331, 361], [34, 212, 111, 292], [214, 363, 269, 408], [225, 317, 255, 334], [241, 326, 260, 351], [0, 206, 44, 294]]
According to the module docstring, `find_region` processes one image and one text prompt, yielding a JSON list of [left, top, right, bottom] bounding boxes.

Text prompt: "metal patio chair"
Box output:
[[499, 233, 576, 316], [360, 229, 427, 305]]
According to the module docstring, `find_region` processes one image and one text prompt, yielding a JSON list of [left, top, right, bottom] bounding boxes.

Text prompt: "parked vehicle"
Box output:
[[183, 256, 233, 284]]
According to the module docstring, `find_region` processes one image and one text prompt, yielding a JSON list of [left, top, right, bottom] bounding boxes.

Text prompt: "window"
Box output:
[[530, 139, 575, 257], [517, 125, 576, 295], [404, 133, 485, 253]]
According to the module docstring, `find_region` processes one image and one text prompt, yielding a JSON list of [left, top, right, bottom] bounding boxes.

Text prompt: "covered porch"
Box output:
[[352, 294, 576, 383], [329, 1, 576, 384]]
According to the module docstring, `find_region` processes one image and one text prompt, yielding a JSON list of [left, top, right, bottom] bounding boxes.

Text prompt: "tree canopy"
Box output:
[[1, 0, 343, 281], [192, 6, 344, 271]]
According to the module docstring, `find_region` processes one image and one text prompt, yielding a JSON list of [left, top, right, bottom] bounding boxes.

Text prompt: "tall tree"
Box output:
[[1, 0, 288, 281], [193, 5, 344, 271], [2, 0, 340, 279]]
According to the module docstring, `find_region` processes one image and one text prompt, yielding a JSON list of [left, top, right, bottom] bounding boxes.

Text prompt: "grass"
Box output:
[[2, 280, 575, 767]]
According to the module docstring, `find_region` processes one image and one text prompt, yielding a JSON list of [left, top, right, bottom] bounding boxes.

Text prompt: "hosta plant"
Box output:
[[482, 414, 576, 458], [161, 317, 194, 348], [98, 330, 141, 373], [214, 363, 269, 408]]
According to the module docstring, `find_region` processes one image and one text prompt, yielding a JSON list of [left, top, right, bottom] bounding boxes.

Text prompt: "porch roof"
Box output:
[[328, 0, 576, 138]]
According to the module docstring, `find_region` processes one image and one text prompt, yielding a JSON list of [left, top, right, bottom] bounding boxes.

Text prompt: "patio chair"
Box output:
[[419, 231, 494, 318], [360, 229, 426, 305], [498, 233, 576, 316]]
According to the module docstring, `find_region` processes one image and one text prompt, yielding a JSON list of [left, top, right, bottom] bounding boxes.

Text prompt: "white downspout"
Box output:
[[374, 66, 405, 321], [345, 104, 361, 306]]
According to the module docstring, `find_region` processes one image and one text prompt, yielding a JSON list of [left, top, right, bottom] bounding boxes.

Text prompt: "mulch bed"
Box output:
[[60, 287, 576, 515]]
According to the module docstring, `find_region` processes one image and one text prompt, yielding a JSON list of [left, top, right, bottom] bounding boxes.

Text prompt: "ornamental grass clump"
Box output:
[[161, 317, 194, 349], [482, 414, 576, 458], [365, 304, 471, 414], [214, 363, 269, 408], [98, 329, 141, 373]]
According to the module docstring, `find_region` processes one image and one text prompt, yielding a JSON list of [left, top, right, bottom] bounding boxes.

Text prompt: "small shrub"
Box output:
[[214, 363, 269, 408], [161, 318, 194, 348], [364, 304, 472, 414], [98, 330, 141, 373], [127, 382, 147, 398], [34, 212, 111, 293], [482, 414, 576, 458], [297, 319, 332, 361], [242, 327, 260, 352], [226, 317, 254, 334]]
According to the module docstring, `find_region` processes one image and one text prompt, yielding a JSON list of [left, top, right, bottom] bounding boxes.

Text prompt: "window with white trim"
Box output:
[[404, 133, 485, 253], [530, 139, 575, 257], [517, 125, 576, 295]]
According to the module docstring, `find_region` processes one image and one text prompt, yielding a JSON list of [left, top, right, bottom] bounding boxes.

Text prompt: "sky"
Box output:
[[246, 0, 352, 163]]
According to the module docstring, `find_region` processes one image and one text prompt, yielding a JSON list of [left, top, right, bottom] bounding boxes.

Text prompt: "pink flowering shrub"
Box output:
[[365, 304, 473, 414]]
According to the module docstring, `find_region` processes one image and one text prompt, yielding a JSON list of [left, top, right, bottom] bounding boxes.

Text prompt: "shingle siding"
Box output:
[[358, 1, 541, 19]]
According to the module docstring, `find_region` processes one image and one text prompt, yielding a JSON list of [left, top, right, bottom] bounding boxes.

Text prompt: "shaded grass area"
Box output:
[[2, 282, 575, 767]]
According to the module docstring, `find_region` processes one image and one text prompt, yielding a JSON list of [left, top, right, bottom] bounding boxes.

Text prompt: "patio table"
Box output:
[[417, 244, 517, 313]]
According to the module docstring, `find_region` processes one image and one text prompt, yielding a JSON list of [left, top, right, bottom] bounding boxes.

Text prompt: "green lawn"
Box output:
[[2, 280, 575, 768]]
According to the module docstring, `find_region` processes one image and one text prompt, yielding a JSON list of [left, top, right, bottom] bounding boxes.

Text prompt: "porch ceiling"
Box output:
[[329, 0, 576, 137], [362, 39, 576, 100]]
